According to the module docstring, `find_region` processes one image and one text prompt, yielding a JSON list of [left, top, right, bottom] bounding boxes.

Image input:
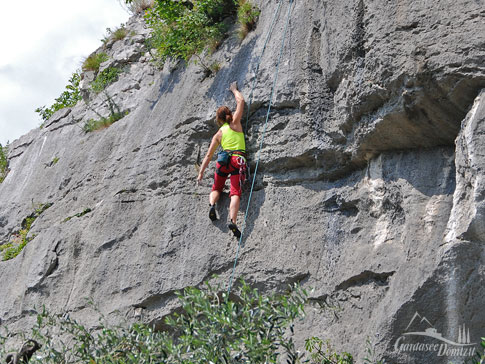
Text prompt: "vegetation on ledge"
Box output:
[[91, 67, 123, 93], [82, 52, 109, 72], [0, 203, 52, 261], [236, 0, 260, 40]]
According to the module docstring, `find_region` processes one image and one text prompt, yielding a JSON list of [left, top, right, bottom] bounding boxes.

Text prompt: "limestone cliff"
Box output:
[[1, 1, 485, 363]]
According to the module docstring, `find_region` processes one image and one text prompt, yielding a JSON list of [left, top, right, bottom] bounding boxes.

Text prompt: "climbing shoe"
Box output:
[[228, 221, 241, 239], [209, 204, 217, 221]]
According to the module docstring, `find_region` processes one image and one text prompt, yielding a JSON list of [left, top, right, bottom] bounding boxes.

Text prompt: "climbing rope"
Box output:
[[228, 0, 294, 293], [244, 0, 283, 132]]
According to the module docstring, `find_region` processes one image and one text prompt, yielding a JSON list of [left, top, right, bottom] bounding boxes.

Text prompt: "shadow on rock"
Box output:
[[206, 36, 258, 106], [148, 60, 185, 110]]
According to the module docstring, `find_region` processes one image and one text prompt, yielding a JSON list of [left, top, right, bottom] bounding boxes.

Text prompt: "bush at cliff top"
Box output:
[[143, 0, 236, 62], [35, 72, 82, 123], [0, 280, 372, 363]]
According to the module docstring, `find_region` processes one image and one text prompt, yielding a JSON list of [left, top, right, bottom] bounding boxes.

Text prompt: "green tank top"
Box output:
[[220, 123, 245, 152]]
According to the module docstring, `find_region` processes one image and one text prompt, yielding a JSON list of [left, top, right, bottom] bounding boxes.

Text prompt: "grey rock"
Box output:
[[80, 71, 96, 103], [45, 107, 71, 128], [82, 71, 96, 84], [131, 35, 145, 44], [1, 1, 485, 363], [98, 59, 114, 74], [445, 90, 485, 244], [113, 46, 142, 64]]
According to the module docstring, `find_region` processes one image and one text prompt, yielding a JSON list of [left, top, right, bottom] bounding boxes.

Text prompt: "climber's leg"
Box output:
[[228, 172, 242, 238], [210, 163, 229, 221]]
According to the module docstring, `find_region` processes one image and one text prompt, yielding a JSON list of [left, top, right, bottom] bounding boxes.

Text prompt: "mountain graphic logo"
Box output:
[[403, 312, 476, 346]]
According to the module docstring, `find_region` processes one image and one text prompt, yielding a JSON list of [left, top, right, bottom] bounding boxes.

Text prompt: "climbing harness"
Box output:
[[227, 0, 294, 293]]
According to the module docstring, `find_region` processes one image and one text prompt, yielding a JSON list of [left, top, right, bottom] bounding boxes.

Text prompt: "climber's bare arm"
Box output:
[[197, 130, 222, 182], [230, 82, 245, 132]]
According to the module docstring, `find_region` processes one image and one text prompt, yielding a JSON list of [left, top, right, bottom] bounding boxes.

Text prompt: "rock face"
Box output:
[[1, 1, 485, 362]]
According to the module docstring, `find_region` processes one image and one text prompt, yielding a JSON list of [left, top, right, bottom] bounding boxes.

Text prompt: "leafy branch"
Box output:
[[35, 72, 82, 124]]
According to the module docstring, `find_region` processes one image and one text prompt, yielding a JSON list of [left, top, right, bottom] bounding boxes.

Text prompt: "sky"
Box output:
[[0, 0, 131, 146]]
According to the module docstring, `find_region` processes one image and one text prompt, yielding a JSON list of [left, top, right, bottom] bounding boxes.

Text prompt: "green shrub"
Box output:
[[144, 0, 235, 63], [470, 337, 485, 364], [0, 229, 32, 261], [236, 0, 260, 40], [0, 243, 12, 253], [0, 280, 387, 363], [306, 337, 354, 364], [0, 203, 52, 261], [35, 72, 82, 123], [112, 27, 129, 41], [210, 61, 222, 73], [82, 52, 109, 72], [34, 202, 53, 215], [83, 111, 128, 133], [0, 143, 8, 183], [0, 280, 308, 363], [91, 67, 122, 93], [44, 156, 59, 168]]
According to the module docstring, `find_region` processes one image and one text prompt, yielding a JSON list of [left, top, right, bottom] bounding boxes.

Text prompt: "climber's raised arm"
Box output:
[[229, 81, 245, 132]]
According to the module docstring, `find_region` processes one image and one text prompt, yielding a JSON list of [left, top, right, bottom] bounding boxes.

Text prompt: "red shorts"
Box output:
[[212, 156, 245, 197]]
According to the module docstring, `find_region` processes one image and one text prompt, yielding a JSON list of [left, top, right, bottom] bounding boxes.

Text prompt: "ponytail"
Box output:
[[216, 106, 233, 126]]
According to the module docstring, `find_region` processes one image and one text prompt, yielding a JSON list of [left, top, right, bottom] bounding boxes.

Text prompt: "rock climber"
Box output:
[[197, 81, 247, 239]]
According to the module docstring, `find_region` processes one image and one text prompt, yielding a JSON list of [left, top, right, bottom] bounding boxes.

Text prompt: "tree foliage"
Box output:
[[469, 338, 485, 364], [144, 0, 236, 62], [0, 281, 309, 363], [35, 72, 82, 123], [0, 279, 393, 363], [0, 142, 8, 183], [306, 337, 354, 364]]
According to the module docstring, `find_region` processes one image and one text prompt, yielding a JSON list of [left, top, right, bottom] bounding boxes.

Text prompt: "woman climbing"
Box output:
[[197, 81, 246, 239]]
